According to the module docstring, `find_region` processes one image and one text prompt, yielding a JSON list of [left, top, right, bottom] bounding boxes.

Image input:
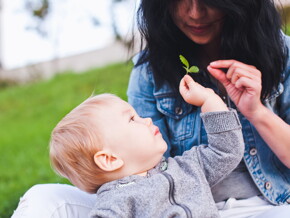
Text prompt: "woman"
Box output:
[[12, 0, 290, 217]]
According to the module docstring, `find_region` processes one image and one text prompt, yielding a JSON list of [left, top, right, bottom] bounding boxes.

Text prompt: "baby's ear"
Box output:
[[94, 150, 124, 172]]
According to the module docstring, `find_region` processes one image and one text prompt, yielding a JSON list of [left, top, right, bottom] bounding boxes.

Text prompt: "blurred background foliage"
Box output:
[[24, 0, 131, 44], [281, 5, 290, 34]]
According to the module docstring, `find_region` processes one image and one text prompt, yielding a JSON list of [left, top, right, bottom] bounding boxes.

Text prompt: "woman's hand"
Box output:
[[207, 60, 264, 121], [179, 75, 227, 113], [208, 60, 290, 168]]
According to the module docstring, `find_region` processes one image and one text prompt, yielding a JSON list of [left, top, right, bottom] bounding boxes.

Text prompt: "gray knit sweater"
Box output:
[[90, 110, 244, 218]]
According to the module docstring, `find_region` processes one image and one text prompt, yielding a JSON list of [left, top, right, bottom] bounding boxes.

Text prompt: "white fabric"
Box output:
[[12, 184, 290, 218], [216, 196, 290, 218], [11, 184, 97, 218]]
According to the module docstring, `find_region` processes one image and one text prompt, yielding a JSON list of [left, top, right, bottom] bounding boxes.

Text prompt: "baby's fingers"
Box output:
[[180, 75, 199, 96], [183, 74, 196, 87], [179, 74, 193, 89], [180, 75, 206, 95], [179, 75, 193, 102], [179, 75, 189, 93]]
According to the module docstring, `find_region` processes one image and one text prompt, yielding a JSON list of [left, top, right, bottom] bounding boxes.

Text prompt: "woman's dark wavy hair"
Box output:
[[136, 0, 287, 100]]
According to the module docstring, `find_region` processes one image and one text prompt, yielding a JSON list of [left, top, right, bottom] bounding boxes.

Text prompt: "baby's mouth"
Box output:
[[153, 126, 160, 136]]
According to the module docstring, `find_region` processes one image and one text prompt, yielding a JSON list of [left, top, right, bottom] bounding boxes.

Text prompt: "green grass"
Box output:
[[0, 62, 133, 218]]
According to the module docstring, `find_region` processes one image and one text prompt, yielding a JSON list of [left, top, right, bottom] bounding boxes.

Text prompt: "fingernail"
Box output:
[[210, 61, 217, 66]]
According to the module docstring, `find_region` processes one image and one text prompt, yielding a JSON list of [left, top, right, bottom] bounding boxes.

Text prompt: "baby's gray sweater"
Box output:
[[90, 110, 244, 218]]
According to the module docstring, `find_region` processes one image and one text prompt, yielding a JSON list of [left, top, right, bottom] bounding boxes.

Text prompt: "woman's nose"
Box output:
[[188, 0, 206, 20]]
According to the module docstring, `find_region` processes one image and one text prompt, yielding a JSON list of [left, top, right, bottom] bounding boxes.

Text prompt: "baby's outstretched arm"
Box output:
[[179, 75, 228, 112], [179, 75, 244, 187]]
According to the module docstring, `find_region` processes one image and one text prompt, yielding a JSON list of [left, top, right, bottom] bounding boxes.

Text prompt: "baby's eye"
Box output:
[[129, 116, 135, 122]]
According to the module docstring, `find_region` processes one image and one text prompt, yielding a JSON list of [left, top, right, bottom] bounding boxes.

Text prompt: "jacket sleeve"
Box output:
[[279, 48, 290, 125], [127, 57, 171, 157], [177, 110, 244, 187]]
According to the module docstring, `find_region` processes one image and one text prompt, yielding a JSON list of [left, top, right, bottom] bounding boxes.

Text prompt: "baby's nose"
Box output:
[[144, 117, 153, 126]]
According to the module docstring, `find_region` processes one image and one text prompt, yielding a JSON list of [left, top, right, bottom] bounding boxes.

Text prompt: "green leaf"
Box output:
[[183, 66, 188, 71], [189, 66, 199, 73], [179, 55, 189, 68]]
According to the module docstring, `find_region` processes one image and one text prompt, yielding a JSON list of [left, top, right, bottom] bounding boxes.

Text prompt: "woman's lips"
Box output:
[[187, 24, 211, 35]]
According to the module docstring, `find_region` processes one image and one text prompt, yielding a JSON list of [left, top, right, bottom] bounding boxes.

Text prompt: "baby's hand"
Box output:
[[179, 75, 228, 112], [179, 75, 215, 106]]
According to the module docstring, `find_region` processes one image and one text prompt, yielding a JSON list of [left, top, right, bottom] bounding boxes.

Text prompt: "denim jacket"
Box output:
[[127, 36, 290, 205]]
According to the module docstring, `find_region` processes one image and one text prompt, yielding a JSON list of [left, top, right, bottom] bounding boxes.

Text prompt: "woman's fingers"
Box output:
[[235, 76, 261, 95], [208, 59, 263, 117], [210, 60, 261, 79], [207, 66, 230, 86], [210, 59, 256, 71], [230, 68, 253, 84], [208, 60, 262, 87]]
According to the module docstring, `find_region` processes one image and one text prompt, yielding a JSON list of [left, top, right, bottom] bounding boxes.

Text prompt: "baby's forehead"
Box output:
[[86, 95, 131, 112], [85, 94, 120, 105]]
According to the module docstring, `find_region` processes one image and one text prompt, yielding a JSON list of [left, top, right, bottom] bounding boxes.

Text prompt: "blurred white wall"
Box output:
[[0, 40, 138, 83]]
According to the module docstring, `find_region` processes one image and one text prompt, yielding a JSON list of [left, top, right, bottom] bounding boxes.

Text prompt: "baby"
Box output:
[[50, 75, 244, 218]]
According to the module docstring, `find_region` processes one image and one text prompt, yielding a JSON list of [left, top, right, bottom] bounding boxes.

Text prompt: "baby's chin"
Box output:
[[161, 142, 168, 154]]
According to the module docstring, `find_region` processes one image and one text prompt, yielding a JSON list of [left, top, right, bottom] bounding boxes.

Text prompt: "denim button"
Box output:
[[250, 148, 257, 156], [175, 107, 183, 115], [264, 182, 272, 190]]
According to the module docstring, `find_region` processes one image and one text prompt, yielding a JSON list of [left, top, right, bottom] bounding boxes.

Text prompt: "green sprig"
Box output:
[[179, 55, 199, 74]]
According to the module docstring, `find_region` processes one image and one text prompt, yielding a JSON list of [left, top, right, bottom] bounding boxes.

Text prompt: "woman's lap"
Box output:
[[253, 204, 290, 218], [217, 196, 290, 218], [12, 184, 290, 218], [11, 184, 97, 218]]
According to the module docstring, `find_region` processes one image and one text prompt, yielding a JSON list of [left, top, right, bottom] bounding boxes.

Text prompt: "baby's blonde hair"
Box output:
[[50, 94, 117, 193]]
